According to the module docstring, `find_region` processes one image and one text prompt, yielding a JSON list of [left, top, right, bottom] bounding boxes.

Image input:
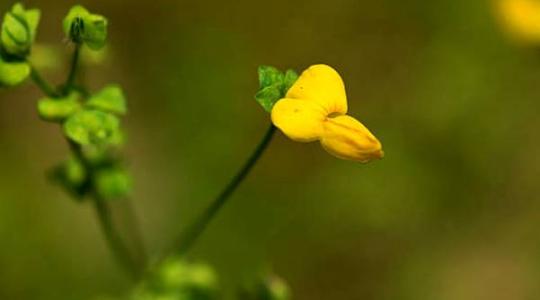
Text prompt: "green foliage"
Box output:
[[242, 274, 291, 300], [0, 2, 40, 57], [95, 166, 132, 200], [0, 55, 29, 86], [132, 257, 219, 300], [63, 109, 120, 146], [255, 66, 298, 112], [37, 92, 81, 122], [63, 5, 108, 50], [86, 84, 127, 115]]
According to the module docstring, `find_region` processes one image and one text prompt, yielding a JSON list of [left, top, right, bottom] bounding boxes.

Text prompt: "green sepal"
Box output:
[[86, 84, 127, 115], [94, 166, 132, 200], [63, 109, 120, 146], [37, 92, 81, 122], [48, 156, 88, 200], [0, 55, 30, 86], [63, 5, 108, 50], [255, 65, 298, 113], [1, 3, 41, 57]]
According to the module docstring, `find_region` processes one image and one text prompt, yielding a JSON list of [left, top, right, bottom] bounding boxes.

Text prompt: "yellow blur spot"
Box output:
[[271, 64, 383, 163], [497, 0, 540, 43]]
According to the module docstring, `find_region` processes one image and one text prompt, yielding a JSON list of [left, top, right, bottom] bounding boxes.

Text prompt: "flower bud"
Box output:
[[1, 3, 40, 57], [63, 5, 108, 50], [0, 55, 30, 87], [155, 257, 218, 298]]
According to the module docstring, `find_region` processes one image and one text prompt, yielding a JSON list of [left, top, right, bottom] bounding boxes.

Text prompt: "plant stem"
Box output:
[[68, 140, 142, 279], [29, 47, 146, 279], [174, 124, 276, 255], [63, 43, 81, 95], [29, 66, 57, 97]]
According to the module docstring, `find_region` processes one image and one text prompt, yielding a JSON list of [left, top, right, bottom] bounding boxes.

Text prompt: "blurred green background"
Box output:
[[1, 0, 540, 299]]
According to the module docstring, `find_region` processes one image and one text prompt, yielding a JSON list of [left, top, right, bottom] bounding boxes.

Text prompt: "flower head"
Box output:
[[496, 0, 540, 44], [270, 64, 383, 163]]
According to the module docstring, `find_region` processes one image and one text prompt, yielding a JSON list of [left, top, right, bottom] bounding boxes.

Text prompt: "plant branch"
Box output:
[[173, 124, 276, 255], [29, 66, 58, 97], [63, 43, 81, 95], [68, 140, 143, 279]]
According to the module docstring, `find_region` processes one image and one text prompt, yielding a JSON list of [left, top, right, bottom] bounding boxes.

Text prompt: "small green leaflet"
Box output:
[[254, 65, 298, 112]]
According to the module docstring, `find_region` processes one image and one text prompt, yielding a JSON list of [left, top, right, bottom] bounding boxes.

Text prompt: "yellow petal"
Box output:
[[497, 0, 540, 43], [320, 115, 383, 163], [286, 64, 348, 115], [271, 98, 326, 142]]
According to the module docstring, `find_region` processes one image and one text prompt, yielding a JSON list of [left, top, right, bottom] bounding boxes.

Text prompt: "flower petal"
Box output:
[[271, 98, 326, 142], [320, 115, 383, 162], [286, 64, 348, 115], [497, 0, 540, 43]]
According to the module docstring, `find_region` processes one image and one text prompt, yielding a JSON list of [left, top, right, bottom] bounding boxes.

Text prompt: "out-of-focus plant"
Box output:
[[495, 0, 540, 44], [0, 2, 383, 298], [240, 272, 291, 300], [1, 2, 144, 280]]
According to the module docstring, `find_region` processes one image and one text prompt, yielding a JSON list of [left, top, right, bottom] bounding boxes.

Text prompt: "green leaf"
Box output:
[[283, 69, 298, 94], [258, 65, 284, 89], [63, 5, 108, 50], [0, 3, 40, 57], [95, 167, 132, 200], [63, 109, 120, 145], [37, 93, 81, 122], [0, 56, 30, 86], [86, 84, 127, 115], [255, 66, 299, 113], [255, 83, 282, 113]]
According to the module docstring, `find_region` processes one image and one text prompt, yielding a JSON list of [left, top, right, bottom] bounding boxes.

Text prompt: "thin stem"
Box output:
[[29, 66, 58, 97], [93, 193, 141, 279], [174, 124, 276, 255], [68, 141, 142, 279], [28, 46, 146, 278], [63, 43, 81, 95]]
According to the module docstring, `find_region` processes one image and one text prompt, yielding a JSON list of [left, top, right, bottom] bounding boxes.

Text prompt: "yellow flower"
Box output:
[[496, 0, 540, 43], [271, 64, 383, 163]]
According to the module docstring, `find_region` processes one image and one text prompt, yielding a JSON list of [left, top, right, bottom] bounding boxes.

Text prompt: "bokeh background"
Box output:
[[1, 0, 540, 299]]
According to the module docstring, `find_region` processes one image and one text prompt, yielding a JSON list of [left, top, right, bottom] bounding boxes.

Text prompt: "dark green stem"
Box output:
[[93, 192, 142, 279], [29, 46, 146, 278], [63, 43, 81, 95], [68, 141, 142, 279], [175, 124, 276, 255]]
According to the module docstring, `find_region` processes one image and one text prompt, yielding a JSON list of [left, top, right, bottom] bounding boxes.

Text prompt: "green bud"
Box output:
[[0, 55, 29, 86], [151, 257, 219, 299], [255, 66, 298, 112], [63, 109, 120, 145], [94, 166, 132, 200], [48, 156, 87, 199], [37, 92, 81, 122], [63, 5, 108, 50], [1, 3, 40, 57], [86, 84, 127, 115]]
